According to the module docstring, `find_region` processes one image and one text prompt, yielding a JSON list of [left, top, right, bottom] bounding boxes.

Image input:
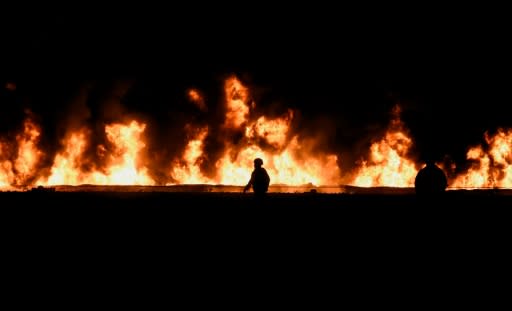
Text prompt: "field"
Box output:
[[2, 186, 509, 280], [2, 186, 510, 233]]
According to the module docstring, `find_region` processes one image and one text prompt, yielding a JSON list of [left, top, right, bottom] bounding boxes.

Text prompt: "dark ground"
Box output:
[[1, 191, 510, 296], [2, 191, 511, 236]]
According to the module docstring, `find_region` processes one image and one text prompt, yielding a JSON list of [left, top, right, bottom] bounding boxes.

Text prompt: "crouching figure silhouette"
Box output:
[[244, 158, 270, 196], [415, 159, 448, 196]]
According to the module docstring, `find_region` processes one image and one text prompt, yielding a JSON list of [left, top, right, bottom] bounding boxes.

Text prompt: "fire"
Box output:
[[170, 127, 212, 184], [3, 76, 447, 191], [0, 145, 14, 189], [188, 89, 207, 112], [246, 110, 293, 149], [452, 129, 512, 188], [215, 137, 340, 186], [14, 119, 43, 185], [224, 76, 250, 128], [170, 76, 341, 186], [98, 120, 153, 185], [43, 130, 89, 185], [0, 117, 43, 190], [1, 77, 341, 190], [39, 120, 154, 186], [351, 106, 418, 187]]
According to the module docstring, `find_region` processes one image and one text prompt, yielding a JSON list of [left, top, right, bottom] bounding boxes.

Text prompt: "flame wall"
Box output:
[[2, 75, 512, 191]]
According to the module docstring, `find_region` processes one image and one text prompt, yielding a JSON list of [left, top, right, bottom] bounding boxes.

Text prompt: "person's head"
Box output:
[[422, 152, 438, 167], [425, 158, 436, 166], [254, 158, 263, 168]]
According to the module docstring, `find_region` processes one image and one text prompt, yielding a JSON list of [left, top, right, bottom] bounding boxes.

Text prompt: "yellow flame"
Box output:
[[170, 127, 212, 184], [351, 108, 418, 187], [39, 120, 154, 186], [452, 129, 512, 188], [246, 110, 293, 149], [0, 118, 44, 190], [171, 78, 341, 186], [43, 130, 89, 185], [215, 141, 340, 186], [92, 120, 154, 185], [14, 119, 43, 186], [0, 158, 14, 190]]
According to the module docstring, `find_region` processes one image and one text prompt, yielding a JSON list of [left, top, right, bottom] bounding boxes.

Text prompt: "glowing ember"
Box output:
[[452, 129, 512, 188], [5, 82, 16, 91], [351, 106, 418, 187], [188, 89, 207, 112]]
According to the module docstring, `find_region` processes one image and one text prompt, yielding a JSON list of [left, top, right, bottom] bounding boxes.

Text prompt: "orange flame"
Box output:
[[452, 129, 512, 188], [14, 119, 43, 185], [246, 110, 293, 149], [170, 77, 341, 186], [351, 106, 418, 187], [98, 120, 153, 185], [224, 76, 250, 128], [188, 89, 207, 112], [215, 137, 340, 186], [170, 127, 212, 184], [0, 118, 43, 190], [39, 120, 154, 186], [0, 145, 14, 189], [42, 130, 89, 185]]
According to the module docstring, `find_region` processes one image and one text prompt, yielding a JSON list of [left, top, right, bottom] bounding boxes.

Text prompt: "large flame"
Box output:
[[14, 119, 42, 182], [39, 120, 154, 186], [44, 130, 89, 185], [224, 77, 250, 129], [170, 127, 212, 184], [351, 106, 418, 187], [5, 76, 479, 191], [452, 129, 512, 188], [97, 120, 153, 185], [170, 76, 341, 186], [0, 117, 43, 189], [215, 137, 340, 186], [2, 77, 343, 190], [0, 144, 14, 189]]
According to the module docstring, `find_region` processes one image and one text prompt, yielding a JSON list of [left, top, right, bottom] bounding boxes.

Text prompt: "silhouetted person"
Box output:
[[415, 160, 448, 196], [244, 158, 270, 196]]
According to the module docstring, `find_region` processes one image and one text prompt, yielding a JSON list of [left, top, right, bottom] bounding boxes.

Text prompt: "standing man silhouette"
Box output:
[[244, 158, 270, 196]]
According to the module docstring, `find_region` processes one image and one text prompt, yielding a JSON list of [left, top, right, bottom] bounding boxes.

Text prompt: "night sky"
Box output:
[[1, 9, 512, 171]]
